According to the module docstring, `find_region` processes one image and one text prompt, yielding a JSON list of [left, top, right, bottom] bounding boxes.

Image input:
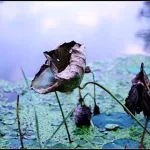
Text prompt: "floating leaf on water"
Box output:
[[2, 119, 16, 125], [49, 143, 69, 149], [27, 140, 40, 149], [89, 137, 104, 145], [74, 139, 87, 146], [67, 142, 78, 149], [0, 139, 11, 147], [92, 112, 134, 129], [102, 138, 141, 149], [23, 134, 37, 140], [105, 124, 119, 131], [45, 140, 58, 148], [80, 143, 94, 149], [104, 133, 115, 140]]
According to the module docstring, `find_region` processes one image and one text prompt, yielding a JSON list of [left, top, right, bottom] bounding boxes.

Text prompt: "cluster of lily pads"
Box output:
[[0, 41, 150, 149]]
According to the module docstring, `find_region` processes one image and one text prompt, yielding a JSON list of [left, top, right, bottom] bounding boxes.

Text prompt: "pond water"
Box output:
[[0, 1, 150, 149], [0, 54, 150, 149], [0, 1, 150, 83]]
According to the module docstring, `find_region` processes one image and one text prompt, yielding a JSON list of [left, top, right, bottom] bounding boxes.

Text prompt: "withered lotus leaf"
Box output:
[[124, 63, 150, 116], [31, 41, 86, 94]]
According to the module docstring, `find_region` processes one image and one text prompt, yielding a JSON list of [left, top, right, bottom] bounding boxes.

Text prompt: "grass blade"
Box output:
[[16, 94, 24, 149], [20, 67, 29, 88], [34, 107, 42, 149], [20, 67, 42, 148]]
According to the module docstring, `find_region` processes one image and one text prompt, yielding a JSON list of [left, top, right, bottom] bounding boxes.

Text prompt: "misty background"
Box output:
[[0, 1, 149, 83]]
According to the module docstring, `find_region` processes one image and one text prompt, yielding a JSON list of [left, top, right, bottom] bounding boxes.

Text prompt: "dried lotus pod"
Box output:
[[85, 66, 91, 73], [31, 41, 86, 94], [74, 104, 92, 127]]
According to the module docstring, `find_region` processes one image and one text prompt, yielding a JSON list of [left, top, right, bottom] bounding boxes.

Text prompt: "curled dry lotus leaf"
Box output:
[[31, 41, 86, 94], [125, 62, 150, 116]]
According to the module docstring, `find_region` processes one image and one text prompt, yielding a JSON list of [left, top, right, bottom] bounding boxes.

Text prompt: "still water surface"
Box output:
[[0, 1, 149, 82]]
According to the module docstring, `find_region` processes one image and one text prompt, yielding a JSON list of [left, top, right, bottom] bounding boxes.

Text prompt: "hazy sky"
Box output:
[[0, 1, 149, 82]]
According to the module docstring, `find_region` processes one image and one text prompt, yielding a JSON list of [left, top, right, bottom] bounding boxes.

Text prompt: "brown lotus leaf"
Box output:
[[124, 63, 150, 116], [31, 41, 86, 94]]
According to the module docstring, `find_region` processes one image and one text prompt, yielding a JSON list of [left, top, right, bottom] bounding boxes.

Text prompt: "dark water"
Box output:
[[0, 1, 149, 83]]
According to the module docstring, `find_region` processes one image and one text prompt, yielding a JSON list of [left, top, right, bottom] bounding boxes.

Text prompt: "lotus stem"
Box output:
[[78, 88, 82, 99], [44, 108, 74, 148], [16, 95, 24, 149], [91, 72, 100, 115], [54, 91, 72, 143], [79, 81, 150, 135], [139, 116, 149, 148], [91, 72, 96, 106], [83, 93, 94, 100]]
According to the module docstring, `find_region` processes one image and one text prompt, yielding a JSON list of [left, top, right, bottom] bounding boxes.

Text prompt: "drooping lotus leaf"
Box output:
[[124, 63, 150, 116], [102, 138, 140, 149], [92, 112, 134, 129], [31, 41, 86, 94]]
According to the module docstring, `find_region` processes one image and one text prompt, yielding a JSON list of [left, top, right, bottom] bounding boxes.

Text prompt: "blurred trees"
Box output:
[[137, 1, 150, 52]]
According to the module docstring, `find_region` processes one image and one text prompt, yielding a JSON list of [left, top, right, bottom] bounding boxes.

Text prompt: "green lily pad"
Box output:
[[49, 143, 69, 149], [90, 137, 104, 145], [102, 138, 141, 149], [92, 112, 134, 129], [80, 143, 94, 148], [45, 140, 59, 148], [74, 139, 87, 146], [105, 123, 119, 131]]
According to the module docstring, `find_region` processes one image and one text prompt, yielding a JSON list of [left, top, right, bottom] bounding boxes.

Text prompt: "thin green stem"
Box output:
[[16, 95, 24, 149], [83, 93, 94, 101], [34, 107, 41, 149], [21, 67, 42, 148], [54, 91, 72, 143], [78, 88, 82, 99], [43, 108, 74, 148], [79, 81, 150, 135], [91, 72, 96, 106]]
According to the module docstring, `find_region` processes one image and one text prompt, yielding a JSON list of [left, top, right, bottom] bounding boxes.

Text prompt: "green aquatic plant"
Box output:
[[85, 66, 100, 115], [124, 62, 150, 148]]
